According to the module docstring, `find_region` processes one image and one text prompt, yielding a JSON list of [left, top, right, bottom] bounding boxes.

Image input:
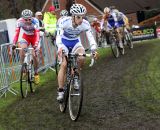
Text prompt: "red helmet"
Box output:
[[49, 6, 55, 12]]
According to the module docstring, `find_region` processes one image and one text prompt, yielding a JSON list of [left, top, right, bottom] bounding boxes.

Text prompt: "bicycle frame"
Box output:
[[16, 47, 35, 98], [16, 48, 33, 65]]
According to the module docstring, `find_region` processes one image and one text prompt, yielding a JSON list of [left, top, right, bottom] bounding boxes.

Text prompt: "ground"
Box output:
[[1, 39, 160, 130]]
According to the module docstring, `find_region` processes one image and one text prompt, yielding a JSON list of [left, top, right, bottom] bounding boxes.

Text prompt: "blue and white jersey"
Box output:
[[57, 16, 90, 40], [109, 9, 125, 22], [56, 16, 97, 50]]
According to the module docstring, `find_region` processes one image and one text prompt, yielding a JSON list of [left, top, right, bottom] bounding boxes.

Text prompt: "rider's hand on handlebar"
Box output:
[[12, 44, 16, 50]]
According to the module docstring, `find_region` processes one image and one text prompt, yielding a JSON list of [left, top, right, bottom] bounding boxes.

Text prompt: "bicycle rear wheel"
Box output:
[[69, 72, 83, 121], [20, 63, 30, 98]]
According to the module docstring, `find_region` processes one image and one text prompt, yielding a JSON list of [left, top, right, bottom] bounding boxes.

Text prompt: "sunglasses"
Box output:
[[24, 18, 32, 21], [76, 16, 84, 19]]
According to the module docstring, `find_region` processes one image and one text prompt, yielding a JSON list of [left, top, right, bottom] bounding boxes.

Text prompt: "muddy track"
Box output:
[[1, 42, 160, 130]]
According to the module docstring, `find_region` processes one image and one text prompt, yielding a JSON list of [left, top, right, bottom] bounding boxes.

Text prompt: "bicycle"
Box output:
[[122, 27, 133, 49], [97, 30, 106, 48], [109, 28, 125, 58], [16, 47, 36, 98], [59, 49, 95, 121]]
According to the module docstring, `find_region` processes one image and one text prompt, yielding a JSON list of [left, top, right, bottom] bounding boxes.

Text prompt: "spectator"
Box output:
[[35, 11, 44, 31], [43, 5, 57, 36]]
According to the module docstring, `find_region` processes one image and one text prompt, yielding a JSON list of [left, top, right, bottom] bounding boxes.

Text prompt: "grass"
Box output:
[[1, 39, 160, 129], [122, 39, 160, 113], [0, 46, 110, 111], [0, 69, 56, 110]]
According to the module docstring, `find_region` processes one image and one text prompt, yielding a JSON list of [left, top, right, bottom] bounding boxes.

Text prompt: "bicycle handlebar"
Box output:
[[16, 47, 33, 50], [68, 52, 95, 67]]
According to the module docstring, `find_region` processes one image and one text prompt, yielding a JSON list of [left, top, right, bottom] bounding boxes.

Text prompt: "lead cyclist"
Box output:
[[56, 4, 98, 102]]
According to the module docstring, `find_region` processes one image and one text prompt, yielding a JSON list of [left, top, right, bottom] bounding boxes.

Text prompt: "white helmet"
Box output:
[[21, 9, 33, 18], [104, 7, 110, 14], [60, 10, 68, 16], [113, 9, 119, 13], [70, 4, 87, 16], [93, 17, 98, 21]]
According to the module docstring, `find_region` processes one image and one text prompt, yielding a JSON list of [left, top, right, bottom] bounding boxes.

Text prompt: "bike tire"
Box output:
[[110, 38, 120, 58], [20, 63, 29, 98], [29, 60, 35, 93], [69, 72, 83, 121], [126, 34, 133, 49], [59, 83, 69, 113]]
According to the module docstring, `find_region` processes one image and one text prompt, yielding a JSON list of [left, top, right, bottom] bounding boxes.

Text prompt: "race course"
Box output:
[[1, 39, 160, 130]]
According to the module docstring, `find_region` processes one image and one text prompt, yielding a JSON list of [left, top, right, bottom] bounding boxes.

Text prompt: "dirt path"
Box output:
[[1, 41, 160, 130]]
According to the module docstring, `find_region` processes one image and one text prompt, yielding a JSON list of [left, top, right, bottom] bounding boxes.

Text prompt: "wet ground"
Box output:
[[1, 40, 160, 130]]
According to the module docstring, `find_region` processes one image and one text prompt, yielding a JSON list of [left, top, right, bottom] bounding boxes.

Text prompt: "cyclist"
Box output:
[[57, 10, 69, 28], [60, 9, 69, 17], [91, 17, 101, 46], [101, 7, 128, 48], [12, 9, 40, 84], [56, 4, 98, 101]]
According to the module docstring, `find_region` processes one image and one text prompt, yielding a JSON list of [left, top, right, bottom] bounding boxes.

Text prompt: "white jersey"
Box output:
[[100, 10, 126, 30], [110, 9, 126, 22], [56, 16, 97, 50]]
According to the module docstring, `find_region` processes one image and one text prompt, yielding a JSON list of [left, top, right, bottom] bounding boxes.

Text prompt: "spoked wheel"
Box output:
[[100, 32, 106, 48], [110, 38, 120, 58], [29, 60, 35, 93], [20, 63, 30, 98], [69, 72, 83, 121], [125, 33, 133, 49], [59, 84, 69, 113]]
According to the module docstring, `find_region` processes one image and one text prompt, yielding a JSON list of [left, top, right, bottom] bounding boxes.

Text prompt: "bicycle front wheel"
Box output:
[[110, 38, 119, 58], [69, 72, 83, 121], [20, 63, 30, 98], [125, 34, 133, 49], [29, 60, 35, 93], [59, 84, 69, 113]]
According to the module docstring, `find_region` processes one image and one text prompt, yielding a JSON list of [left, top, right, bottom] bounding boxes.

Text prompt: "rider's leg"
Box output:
[[72, 45, 85, 90], [18, 40, 28, 64], [116, 27, 123, 48], [57, 45, 68, 101], [72, 42, 85, 70], [58, 56, 67, 90], [32, 52, 39, 75]]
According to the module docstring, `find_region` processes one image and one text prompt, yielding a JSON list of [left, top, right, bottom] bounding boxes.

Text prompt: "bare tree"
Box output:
[[66, 0, 73, 16]]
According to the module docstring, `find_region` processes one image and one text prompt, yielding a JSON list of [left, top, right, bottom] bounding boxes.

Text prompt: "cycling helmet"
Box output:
[[70, 4, 87, 16], [60, 10, 68, 16], [113, 9, 119, 13], [93, 17, 98, 21], [21, 9, 33, 18], [104, 7, 110, 14]]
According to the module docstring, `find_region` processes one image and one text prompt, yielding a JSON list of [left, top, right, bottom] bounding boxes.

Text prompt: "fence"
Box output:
[[0, 35, 58, 97], [0, 33, 91, 98]]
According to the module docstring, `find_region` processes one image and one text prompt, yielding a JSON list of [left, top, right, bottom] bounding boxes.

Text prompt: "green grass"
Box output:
[[0, 46, 110, 110], [123, 39, 160, 113], [0, 69, 56, 110]]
